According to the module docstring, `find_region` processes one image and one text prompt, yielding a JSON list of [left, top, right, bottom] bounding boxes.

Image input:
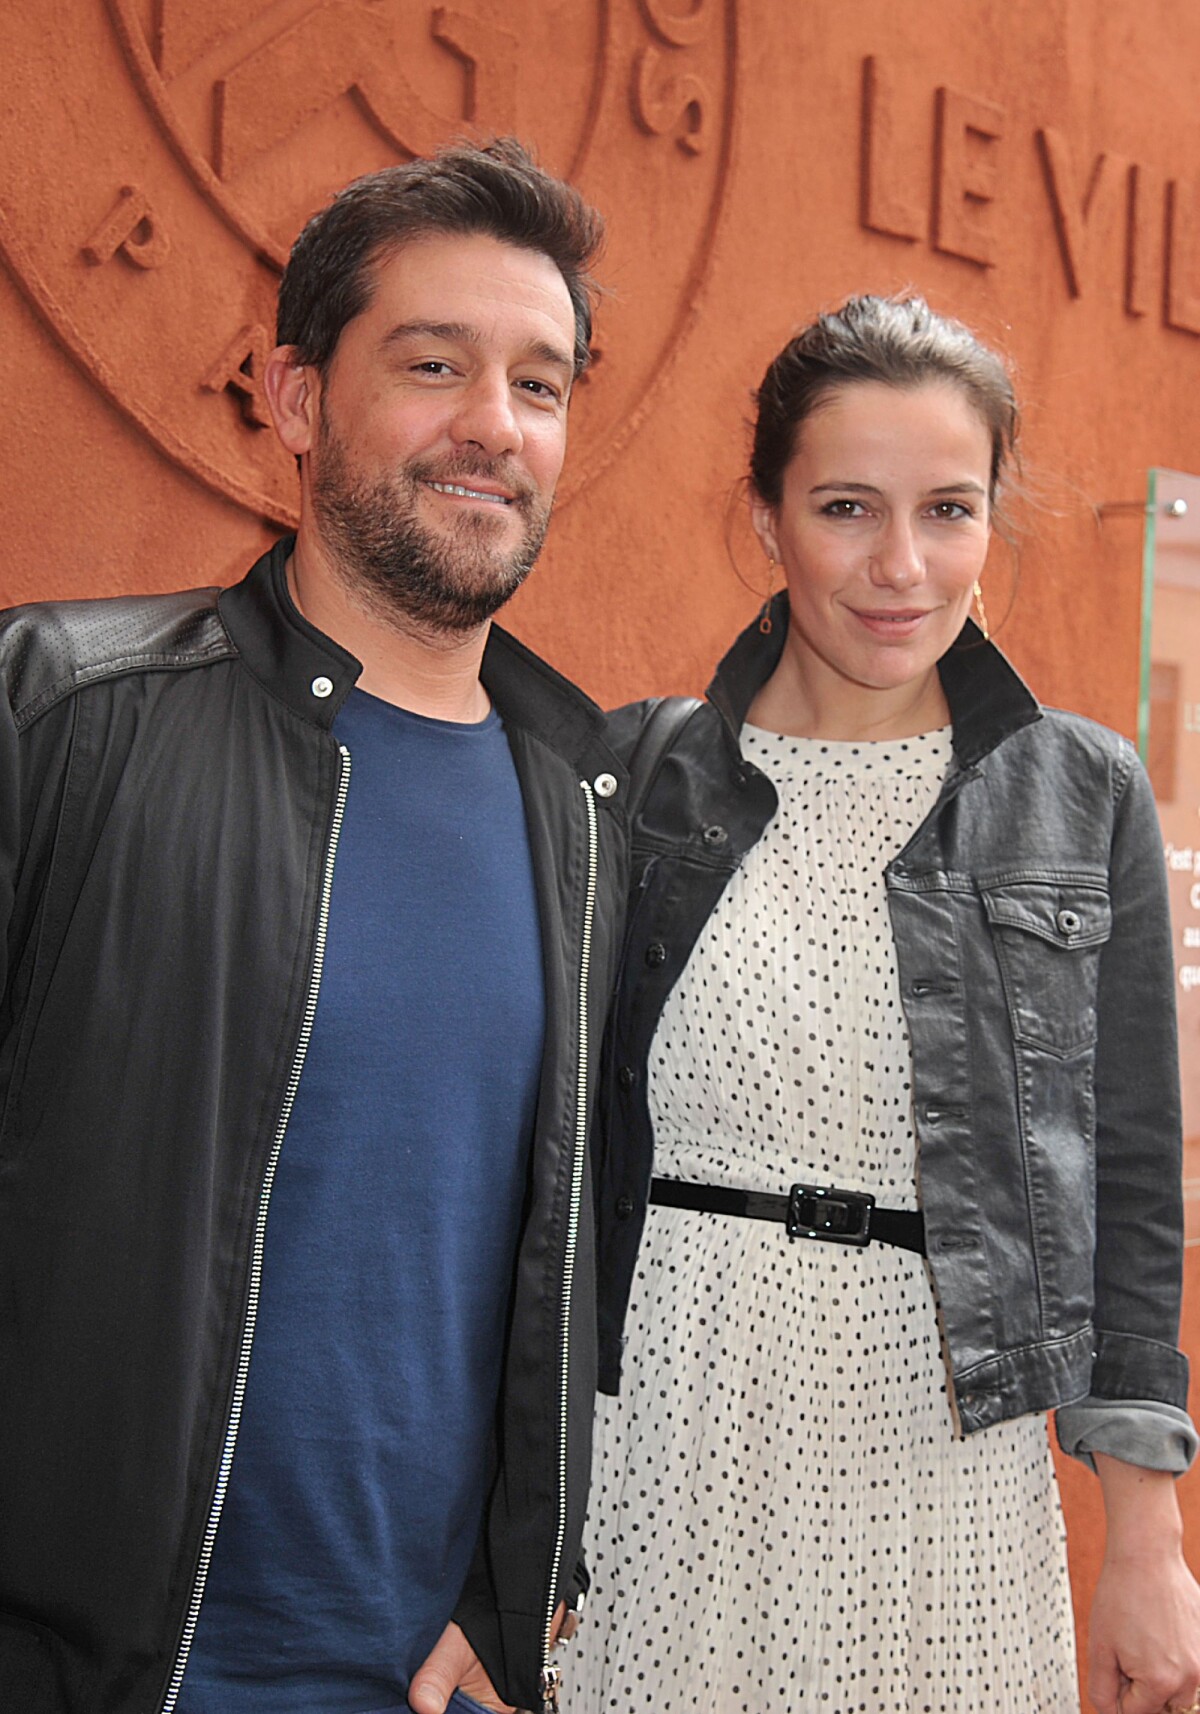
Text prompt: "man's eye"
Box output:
[[411, 360, 454, 376], [516, 378, 562, 402]]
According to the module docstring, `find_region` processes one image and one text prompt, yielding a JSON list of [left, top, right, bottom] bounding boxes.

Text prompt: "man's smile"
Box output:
[[425, 480, 514, 506]]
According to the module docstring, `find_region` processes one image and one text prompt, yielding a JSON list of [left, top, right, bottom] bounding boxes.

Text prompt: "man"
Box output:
[[0, 140, 627, 1714]]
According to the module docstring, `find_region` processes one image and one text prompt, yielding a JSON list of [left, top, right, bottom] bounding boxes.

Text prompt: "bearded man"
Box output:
[[0, 140, 627, 1714]]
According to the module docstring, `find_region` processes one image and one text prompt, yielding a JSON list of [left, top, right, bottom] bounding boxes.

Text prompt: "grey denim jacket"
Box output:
[[596, 595, 1197, 1471]]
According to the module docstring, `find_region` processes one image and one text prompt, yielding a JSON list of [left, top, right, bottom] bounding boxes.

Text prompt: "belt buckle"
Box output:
[[787, 1182, 875, 1246]]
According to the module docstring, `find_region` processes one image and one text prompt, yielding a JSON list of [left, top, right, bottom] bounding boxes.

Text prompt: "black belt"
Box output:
[[649, 1177, 926, 1255]]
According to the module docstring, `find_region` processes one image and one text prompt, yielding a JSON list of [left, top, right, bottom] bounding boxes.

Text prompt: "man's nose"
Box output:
[[449, 373, 521, 457]]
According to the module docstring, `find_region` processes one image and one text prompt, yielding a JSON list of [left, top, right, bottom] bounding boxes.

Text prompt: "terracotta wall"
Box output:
[[3, 2, 1200, 1704]]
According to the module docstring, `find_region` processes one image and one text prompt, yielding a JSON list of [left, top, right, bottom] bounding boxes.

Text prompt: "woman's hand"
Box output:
[[1088, 1454, 1200, 1714]]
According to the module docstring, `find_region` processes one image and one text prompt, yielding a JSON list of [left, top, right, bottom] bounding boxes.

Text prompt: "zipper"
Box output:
[[159, 744, 352, 1713], [539, 778, 599, 1713]]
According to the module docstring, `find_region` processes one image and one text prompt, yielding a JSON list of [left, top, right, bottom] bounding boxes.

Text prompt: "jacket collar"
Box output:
[[481, 623, 614, 771], [218, 537, 361, 729], [218, 536, 612, 766], [706, 590, 1041, 767]]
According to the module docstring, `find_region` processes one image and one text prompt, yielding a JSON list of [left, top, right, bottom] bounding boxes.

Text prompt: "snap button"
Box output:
[[615, 1195, 635, 1220], [311, 675, 334, 699], [1056, 908, 1082, 936], [702, 824, 728, 846], [618, 1065, 637, 1091], [645, 941, 667, 968], [593, 772, 618, 799]]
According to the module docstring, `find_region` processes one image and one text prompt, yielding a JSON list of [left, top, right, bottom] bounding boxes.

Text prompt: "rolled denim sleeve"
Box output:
[[1056, 1396, 1198, 1473]]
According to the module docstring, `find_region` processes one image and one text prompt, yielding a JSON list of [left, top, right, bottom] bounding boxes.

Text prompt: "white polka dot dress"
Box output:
[[571, 728, 1077, 1712]]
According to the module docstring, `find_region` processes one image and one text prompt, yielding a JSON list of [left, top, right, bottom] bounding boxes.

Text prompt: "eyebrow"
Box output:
[[809, 480, 988, 497], [381, 320, 575, 379]]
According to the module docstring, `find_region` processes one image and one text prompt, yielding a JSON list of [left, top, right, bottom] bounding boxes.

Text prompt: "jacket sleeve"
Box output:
[[1056, 748, 1197, 1471], [449, 1549, 510, 1700], [0, 685, 19, 1003]]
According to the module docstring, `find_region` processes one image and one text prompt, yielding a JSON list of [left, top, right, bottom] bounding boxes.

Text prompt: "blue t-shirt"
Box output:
[[181, 690, 545, 1712]]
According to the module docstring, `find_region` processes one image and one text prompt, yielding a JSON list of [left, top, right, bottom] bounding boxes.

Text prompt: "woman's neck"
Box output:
[[745, 646, 951, 742]]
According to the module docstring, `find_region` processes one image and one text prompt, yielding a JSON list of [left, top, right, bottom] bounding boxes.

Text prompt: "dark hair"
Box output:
[[750, 294, 1018, 508], [276, 137, 604, 376]]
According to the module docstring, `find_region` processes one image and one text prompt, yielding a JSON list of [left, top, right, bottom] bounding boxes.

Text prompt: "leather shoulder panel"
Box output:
[[0, 588, 232, 730]]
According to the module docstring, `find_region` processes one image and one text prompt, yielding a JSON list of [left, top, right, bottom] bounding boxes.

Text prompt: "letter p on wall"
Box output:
[[82, 185, 170, 270]]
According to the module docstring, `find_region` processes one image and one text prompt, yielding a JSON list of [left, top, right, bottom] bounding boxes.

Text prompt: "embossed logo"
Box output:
[[1, 0, 738, 524]]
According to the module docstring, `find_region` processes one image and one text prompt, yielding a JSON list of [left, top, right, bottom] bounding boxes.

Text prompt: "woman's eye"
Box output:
[[930, 500, 973, 520], [821, 498, 866, 518]]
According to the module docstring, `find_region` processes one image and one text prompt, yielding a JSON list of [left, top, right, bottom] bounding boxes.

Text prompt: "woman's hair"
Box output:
[[750, 294, 1018, 508]]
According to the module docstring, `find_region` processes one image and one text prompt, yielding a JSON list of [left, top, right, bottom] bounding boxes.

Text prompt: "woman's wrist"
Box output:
[[1095, 1451, 1185, 1560]]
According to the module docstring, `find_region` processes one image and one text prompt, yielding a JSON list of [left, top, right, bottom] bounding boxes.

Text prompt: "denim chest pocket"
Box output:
[[980, 880, 1112, 1056]]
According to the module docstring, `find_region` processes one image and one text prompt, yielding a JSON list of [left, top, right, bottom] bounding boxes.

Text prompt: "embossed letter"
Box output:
[[632, 45, 707, 155], [1165, 179, 1200, 336], [81, 186, 171, 271], [1036, 129, 1109, 299], [859, 58, 921, 243], [932, 87, 1003, 267], [639, 0, 711, 48], [1124, 161, 1156, 318], [202, 325, 273, 427]]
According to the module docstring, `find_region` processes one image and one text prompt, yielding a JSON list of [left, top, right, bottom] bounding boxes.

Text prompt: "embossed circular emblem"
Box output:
[[0, 0, 738, 524]]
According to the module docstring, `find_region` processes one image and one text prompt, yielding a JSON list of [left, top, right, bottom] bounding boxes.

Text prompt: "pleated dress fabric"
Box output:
[[570, 727, 1078, 1712]]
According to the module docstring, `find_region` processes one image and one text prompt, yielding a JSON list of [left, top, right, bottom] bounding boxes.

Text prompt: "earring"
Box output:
[[973, 578, 990, 641], [759, 560, 776, 634]]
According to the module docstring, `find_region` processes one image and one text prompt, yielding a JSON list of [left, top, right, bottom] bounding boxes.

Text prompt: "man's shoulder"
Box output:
[[483, 622, 606, 749], [0, 585, 233, 729]]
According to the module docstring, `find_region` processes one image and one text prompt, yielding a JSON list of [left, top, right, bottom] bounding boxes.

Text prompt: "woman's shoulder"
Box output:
[[1009, 705, 1139, 770], [604, 694, 707, 769], [988, 706, 1149, 819]]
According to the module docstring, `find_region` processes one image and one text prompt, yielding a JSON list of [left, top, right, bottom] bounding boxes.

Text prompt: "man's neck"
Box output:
[[286, 535, 492, 724]]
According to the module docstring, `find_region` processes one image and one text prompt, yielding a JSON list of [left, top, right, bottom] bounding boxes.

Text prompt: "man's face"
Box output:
[[306, 231, 578, 632]]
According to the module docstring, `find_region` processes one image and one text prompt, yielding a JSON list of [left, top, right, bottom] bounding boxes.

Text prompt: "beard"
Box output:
[[310, 409, 553, 635]]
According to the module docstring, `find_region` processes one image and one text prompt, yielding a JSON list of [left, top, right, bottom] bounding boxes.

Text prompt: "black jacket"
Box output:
[[596, 593, 1194, 1468], [0, 540, 628, 1714]]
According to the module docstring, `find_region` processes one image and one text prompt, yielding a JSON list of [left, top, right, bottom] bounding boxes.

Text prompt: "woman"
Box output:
[[575, 296, 1200, 1713]]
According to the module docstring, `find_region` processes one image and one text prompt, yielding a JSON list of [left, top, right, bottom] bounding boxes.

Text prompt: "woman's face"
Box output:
[[751, 380, 994, 704]]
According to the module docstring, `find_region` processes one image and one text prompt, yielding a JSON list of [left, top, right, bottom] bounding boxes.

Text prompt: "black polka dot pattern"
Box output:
[[571, 730, 1076, 1711]]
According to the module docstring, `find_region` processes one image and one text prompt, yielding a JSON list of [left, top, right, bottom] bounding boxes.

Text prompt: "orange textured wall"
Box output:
[[4, 3, 1200, 1705]]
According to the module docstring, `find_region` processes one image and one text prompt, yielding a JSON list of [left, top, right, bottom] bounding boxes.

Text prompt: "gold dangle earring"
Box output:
[[759, 559, 776, 634], [973, 578, 990, 641]]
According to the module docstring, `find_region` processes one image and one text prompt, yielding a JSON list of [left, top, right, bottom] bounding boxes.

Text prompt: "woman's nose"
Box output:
[[869, 519, 924, 589]]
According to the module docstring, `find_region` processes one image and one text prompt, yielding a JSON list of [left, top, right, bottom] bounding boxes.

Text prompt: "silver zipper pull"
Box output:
[[540, 1660, 562, 1711]]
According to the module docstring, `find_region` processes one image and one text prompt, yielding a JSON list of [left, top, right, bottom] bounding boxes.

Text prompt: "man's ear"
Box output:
[[749, 495, 781, 566], [264, 347, 318, 456]]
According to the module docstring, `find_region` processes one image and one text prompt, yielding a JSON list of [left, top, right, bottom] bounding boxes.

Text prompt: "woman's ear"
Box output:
[[749, 495, 781, 567], [263, 347, 318, 457]]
